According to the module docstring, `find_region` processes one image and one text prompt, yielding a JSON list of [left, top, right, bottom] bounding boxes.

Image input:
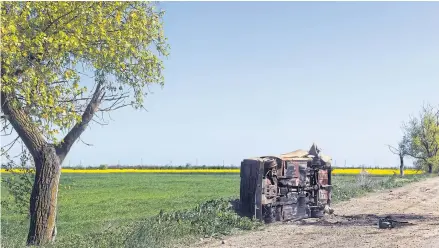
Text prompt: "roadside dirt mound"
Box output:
[[194, 177, 439, 248]]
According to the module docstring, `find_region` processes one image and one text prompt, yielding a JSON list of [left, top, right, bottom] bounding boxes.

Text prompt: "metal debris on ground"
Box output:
[[378, 217, 395, 229], [378, 216, 411, 229]]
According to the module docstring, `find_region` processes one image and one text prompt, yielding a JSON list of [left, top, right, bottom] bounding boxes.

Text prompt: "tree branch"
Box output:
[[406, 151, 428, 162], [1, 91, 47, 159], [79, 137, 93, 147], [55, 74, 105, 163], [1, 136, 20, 156], [387, 144, 401, 155], [1, 120, 13, 136]]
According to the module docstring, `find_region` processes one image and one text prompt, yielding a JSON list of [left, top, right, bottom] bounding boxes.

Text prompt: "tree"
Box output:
[[1, 2, 169, 245], [387, 135, 410, 177], [403, 104, 439, 174]]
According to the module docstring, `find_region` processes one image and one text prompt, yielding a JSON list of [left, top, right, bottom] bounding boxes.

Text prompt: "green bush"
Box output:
[[123, 198, 260, 248], [356, 171, 377, 191], [98, 164, 108, 170]]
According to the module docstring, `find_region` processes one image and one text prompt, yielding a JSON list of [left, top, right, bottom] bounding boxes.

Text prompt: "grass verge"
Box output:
[[2, 198, 261, 248], [331, 173, 427, 203]]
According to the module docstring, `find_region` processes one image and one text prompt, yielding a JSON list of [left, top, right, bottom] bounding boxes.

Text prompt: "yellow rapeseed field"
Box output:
[[331, 168, 422, 175], [0, 168, 423, 175]]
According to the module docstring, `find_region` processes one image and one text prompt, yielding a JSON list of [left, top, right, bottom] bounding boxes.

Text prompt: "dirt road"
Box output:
[[196, 177, 439, 248]]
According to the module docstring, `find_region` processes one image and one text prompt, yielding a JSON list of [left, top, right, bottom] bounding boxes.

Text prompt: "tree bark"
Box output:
[[27, 145, 61, 246], [399, 155, 404, 177]]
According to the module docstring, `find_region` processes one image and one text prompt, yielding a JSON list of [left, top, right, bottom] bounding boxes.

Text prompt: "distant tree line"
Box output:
[[1, 163, 419, 170]]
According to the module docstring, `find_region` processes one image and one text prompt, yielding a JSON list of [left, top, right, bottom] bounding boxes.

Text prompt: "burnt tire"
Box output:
[[263, 205, 277, 223], [310, 209, 324, 218]]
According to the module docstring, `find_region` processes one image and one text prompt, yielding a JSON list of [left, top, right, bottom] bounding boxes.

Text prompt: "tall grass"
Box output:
[[331, 173, 425, 203]]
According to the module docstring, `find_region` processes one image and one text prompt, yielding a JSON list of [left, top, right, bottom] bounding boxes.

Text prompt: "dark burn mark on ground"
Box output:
[[292, 213, 439, 229]]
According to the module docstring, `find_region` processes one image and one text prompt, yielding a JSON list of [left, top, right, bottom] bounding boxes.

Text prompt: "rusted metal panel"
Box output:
[[318, 169, 331, 205], [318, 170, 328, 185], [285, 160, 307, 186]]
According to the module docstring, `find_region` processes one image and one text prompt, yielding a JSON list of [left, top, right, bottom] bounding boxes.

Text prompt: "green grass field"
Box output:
[[1, 173, 426, 248]]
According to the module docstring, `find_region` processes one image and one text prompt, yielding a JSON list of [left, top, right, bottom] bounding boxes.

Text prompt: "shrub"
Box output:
[[98, 164, 108, 170], [123, 198, 260, 248], [356, 170, 376, 191]]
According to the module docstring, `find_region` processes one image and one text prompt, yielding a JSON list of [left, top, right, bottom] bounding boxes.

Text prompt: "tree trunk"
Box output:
[[428, 164, 433, 174], [27, 145, 61, 246], [399, 155, 404, 177], [1, 72, 104, 246]]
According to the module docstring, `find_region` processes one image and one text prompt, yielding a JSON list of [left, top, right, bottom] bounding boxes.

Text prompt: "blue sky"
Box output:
[[5, 2, 439, 167]]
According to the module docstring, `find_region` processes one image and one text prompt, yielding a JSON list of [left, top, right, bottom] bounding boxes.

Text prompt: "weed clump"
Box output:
[[124, 198, 260, 248], [331, 174, 426, 204], [356, 170, 376, 190], [48, 198, 260, 248]]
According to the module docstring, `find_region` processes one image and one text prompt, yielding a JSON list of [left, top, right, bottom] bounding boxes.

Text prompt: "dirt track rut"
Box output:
[[196, 177, 439, 248]]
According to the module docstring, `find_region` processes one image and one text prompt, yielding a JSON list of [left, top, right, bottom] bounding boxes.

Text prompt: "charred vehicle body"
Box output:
[[240, 144, 333, 223]]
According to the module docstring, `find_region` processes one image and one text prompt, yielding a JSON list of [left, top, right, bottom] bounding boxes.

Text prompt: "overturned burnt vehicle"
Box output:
[[240, 144, 333, 223]]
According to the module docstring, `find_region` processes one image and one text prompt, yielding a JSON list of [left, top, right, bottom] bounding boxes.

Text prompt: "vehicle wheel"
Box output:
[[264, 205, 276, 223], [310, 209, 324, 218]]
